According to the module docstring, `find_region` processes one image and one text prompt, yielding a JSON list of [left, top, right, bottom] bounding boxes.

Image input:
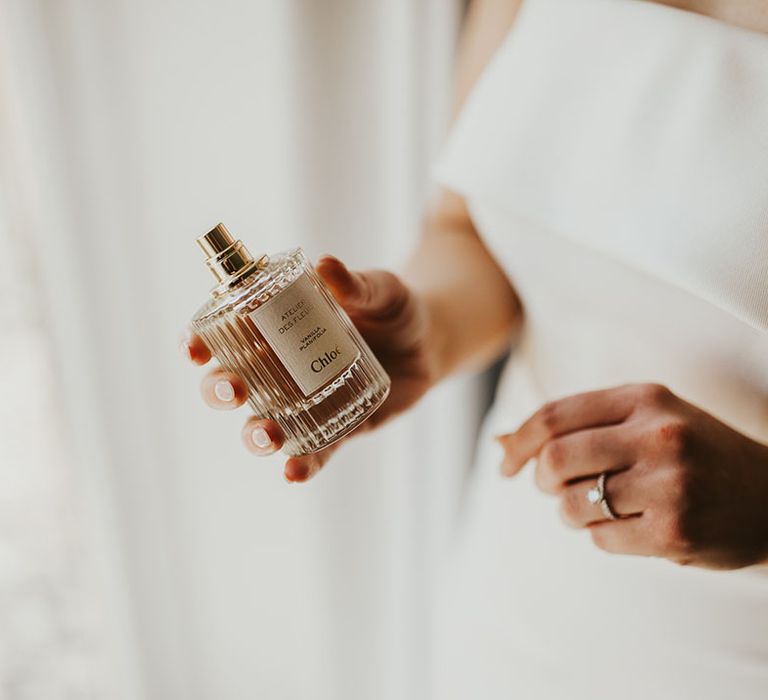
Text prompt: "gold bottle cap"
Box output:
[[196, 223, 267, 291]]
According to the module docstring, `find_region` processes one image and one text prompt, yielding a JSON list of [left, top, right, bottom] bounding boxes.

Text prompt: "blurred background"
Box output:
[[0, 1, 491, 698]]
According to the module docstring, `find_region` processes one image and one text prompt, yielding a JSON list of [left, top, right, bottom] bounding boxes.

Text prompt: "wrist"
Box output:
[[417, 289, 519, 385], [418, 290, 454, 386]]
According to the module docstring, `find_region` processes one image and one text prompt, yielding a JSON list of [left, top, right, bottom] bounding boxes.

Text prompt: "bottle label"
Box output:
[[248, 272, 360, 396]]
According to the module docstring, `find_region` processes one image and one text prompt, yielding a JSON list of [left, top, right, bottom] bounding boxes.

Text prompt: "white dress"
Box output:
[[432, 1, 768, 698]]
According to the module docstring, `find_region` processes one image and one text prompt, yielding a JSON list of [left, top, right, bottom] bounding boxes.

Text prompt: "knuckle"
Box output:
[[373, 275, 410, 321], [654, 512, 693, 558], [533, 463, 554, 493], [559, 489, 583, 527], [654, 420, 691, 458], [540, 439, 566, 472], [538, 401, 561, 436], [379, 269, 402, 291], [664, 464, 690, 501], [636, 383, 672, 407], [536, 440, 566, 492], [356, 273, 374, 305]]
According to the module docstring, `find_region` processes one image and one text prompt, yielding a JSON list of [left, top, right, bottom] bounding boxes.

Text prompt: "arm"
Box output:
[[406, 0, 525, 380], [183, 0, 526, 480], [405, 188, 522, 382]]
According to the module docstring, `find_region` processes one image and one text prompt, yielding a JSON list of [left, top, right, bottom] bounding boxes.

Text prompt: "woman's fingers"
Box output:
[[242, 416, 285, 455], [559, 468, 644, 528], [588, 517, 656, 558], [200, 367, 249, 409], [183, 312, 354, 482], [241, 415, 339, 483], [284, 414, 377, 482], [184, 330, 249, 410], [283, 441, 341, 483], [180, 330, 212, 365], [315, 256, 409, 320], [532, 424, 637, 493], [497, 384, 669, 476], [315, 255, 362, 303]]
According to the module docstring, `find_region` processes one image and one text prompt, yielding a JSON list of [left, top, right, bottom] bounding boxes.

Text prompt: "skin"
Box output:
[[497, 383, 768, 570], [183, 0, 768, 568]]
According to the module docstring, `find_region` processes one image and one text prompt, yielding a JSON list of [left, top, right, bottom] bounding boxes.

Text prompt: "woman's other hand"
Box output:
[[497, 383, 768, 569], [181, 255, 439, 483]]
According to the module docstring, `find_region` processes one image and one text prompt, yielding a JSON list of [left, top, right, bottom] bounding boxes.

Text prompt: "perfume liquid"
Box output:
[[190, 224, 391, 456]]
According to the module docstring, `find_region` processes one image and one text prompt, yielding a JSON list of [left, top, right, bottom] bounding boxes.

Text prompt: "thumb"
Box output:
[[316, 255, 407, 318]]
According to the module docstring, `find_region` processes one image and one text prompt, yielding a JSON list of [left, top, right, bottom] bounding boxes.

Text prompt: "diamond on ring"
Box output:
[[585, 471, 619, 520]]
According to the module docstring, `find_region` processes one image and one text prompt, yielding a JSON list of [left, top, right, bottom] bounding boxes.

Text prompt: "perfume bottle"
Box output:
[[190, 224, 391, 456]]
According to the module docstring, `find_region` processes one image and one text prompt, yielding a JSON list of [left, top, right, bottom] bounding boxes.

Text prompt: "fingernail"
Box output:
[[180, 340, 192, 361], [214, 379, 235, 402], [251, 427, 272, 450]]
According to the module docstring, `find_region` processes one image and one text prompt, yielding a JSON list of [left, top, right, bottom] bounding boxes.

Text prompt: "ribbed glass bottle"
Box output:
[[191, 242, 390, 456]]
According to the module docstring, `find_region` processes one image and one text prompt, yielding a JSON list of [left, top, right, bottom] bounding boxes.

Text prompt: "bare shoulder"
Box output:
[[433, 0, 523, 226], [455, 0, 767, 117], [652, 0, 768, 34], [453, 0, 524, 117]]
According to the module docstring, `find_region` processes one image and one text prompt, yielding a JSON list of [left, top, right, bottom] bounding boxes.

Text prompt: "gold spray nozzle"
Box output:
[[197, 223, 267, 290], [196, 224, 267, 291], [197, 222, 237, 258]]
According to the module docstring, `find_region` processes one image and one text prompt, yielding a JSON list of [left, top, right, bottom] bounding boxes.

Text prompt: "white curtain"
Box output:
[[0, 1, 484, 699]]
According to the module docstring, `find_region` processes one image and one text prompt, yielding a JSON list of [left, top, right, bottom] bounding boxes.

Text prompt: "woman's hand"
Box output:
[[496, 383, 768, 569], [181, 255, 439, 483]]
